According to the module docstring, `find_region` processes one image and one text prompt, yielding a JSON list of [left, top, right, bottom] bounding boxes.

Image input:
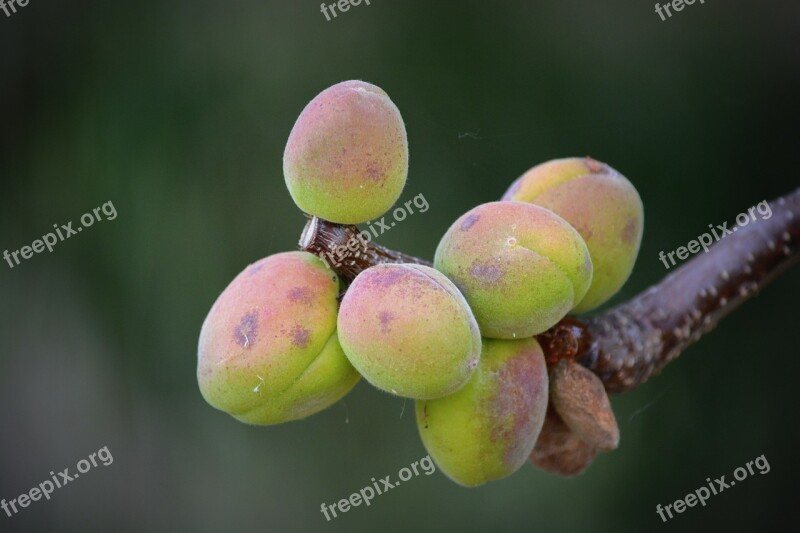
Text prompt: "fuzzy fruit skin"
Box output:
[[197, 252, 360, 425], [416, 338, 549, 487], [337, 264, 481, 400], [283, 80, 408, 224], [434, 201, 593, 338], [502, 157, 644, 312]]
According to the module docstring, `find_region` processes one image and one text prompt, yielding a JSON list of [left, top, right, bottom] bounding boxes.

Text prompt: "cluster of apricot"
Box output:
[[197, 81, 644, 486]]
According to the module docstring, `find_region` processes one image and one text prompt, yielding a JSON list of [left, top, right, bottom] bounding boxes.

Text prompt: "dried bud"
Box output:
[[550, 360, 620, 451], [529, 408, 597, 477]]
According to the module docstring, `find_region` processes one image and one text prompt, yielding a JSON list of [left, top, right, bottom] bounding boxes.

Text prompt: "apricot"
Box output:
[[337, 264, 481, 399], [502, 157, 644, 312], [283, 80, 408, 224], [197, 252, 360, 425], [434, 201, 593, 338], [416, 338, 549, 486]]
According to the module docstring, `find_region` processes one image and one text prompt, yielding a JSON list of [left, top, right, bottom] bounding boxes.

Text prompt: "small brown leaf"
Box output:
[[529, 408, 597, 477], [550, 360, 620, 451]]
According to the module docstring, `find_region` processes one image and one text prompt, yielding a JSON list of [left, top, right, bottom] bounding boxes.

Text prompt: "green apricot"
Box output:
[[416, 337, 549, 487], [197, 252, 360, 425], [283, 80, 409, 224], [502, 157, 644, 312], [337, 264, 481, 399], [434, 201, 593, 338]]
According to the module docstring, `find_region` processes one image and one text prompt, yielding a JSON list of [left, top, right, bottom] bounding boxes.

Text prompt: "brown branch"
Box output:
[[299, 216, 431, 285], [299, 188, 800, 393], [582, 187, 800, 392]]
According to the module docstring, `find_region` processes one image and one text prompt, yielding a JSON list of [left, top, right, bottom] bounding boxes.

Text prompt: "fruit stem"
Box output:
[[298, 187, 800, 393], [299, 216, 432, 284]]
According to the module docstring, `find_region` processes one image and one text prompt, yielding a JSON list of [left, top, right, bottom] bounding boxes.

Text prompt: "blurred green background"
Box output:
[[1, 1, 798, 531]]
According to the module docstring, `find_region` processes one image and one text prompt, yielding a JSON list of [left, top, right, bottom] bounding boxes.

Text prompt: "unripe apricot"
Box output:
[[197, 252, 360, 425], [434, 201, 593, 338], [337, 264, 481, 399], [502, 157, 644, 312], [416, 338, 549, 487], [283, 80, 408, 224]]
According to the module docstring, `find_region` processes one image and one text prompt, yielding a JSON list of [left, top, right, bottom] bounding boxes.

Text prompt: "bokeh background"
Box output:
[[1, 1, 798, 531]]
